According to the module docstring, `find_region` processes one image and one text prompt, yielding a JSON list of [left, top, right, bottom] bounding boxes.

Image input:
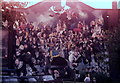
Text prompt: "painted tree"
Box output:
[[2, 1, 28, 70], [106, 24, 120, 82]]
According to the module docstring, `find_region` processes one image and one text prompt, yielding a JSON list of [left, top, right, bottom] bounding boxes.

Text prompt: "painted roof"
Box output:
[[4, 0, 119, 9]]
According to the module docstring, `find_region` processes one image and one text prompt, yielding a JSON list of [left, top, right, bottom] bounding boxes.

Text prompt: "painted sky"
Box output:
[[3, 0, 120, 9]]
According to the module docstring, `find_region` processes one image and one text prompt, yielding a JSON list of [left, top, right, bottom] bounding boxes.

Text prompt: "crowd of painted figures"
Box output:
[[7, 11, 109, 82]]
